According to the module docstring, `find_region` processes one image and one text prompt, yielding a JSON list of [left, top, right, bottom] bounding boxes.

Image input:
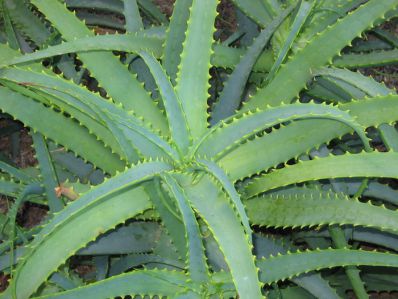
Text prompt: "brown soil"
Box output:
[[0, 274, 10, 292], [153, 0, 175, 17]]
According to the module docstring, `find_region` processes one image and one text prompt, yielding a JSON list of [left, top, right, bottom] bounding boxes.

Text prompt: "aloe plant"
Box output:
[[0, 0, 398, 298]]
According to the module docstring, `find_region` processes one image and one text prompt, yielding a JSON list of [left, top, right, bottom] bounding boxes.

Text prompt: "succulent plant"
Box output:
[[0, 0, 398, 298]]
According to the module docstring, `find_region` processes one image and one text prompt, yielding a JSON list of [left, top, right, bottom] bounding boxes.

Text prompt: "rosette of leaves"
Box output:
[[0, 0, 398, 298]]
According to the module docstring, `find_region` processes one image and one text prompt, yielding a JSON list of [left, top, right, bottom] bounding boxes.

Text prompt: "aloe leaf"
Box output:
[[246, 187, 398, 233], [7, 161, 172, 299], [3, 0, 50, 45], [0, 161, 33, 184], [163, 0, 193, 83], [144, 179, 187, 259], [0, 178, 24, 197], [314, 67, 394, 97], [6, 184, 43, 290], [220, 95, 398, 181], [31, 132, 64, 212], [139, 51, 190, 154], [65, 0, 123, 14], [258, 249, 398, 284], [1, 0, 19, 50], [77, 222, 160, 255], [0, 67, 173, 162], [137, 0, 168, 24], [254, 235, 340, 299], [32, 269, 190, 299], [199, 102, 370, 159], [0, 33, 164, 68], [245, 152, 398, 197], [161, 173, 208, 283], [179, 173, 262, 298], [30, 0, 168, 134], [245, 0, 398, 109], [175, 0, 218, 140], [211, 5, 294, 123], [0, 87, 124, 174], [266, 1, 315, 83], [230, 0, 273, 27], [333, 49, 398, 68], [0, 28, 274, 74], [123, 0, 143, 32], [195, 159, 252, 242], [372, 28, 398, 48]]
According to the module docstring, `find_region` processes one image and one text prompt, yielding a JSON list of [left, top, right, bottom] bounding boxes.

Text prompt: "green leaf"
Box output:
[[163, 0, 193, 83], [199, 102, 370, 159], [246, 187, 398, 233], [254, 234, 340, 299], [220, 95, 398, 181], [31, 132, 64, 212], [333, 49, 398, 68], [0, 161, 33, 184], [144, 179, 187, 259], [258, 249, 398, 284], [137, 0, 168, 24], [195, 159, 252, 241], [314, 67, 394, 97], [245, 0, 398, 109], [0, 87, 124, 174], [266, 0, 315, 83], [161, 173, 208, 283], [123, 0, 143, 32], [0, 178, 24, 197], [6, 183, 43, 290], [230, 0, 274, 27], [77, 222, 160, 255], [139, 52, 190, 154], [0, 33, 164, 68], [8, 161, 172, 299], [3, 0, 50, 45], [33, 269, 190, 299], [245, 152, 398, 197], [30, 0, 168, 134], [178, 173, 262, 298], [211, 5, 294, 123], [175, 0, 218, 140], [1, 0, 19, 50], [0, 67, 175, 162], [66, 0, 123, 13]]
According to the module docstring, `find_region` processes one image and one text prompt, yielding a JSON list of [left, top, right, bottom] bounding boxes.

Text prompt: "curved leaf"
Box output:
[[245, 0, 398, 109], [6, 161, 172, 299], [161, 173, 208, 283], [33, 269, 190, 299], [178, 173, 262, 298], [30, 0, 169, 134], [245, 152, 398, 197], [175, 0, 218, 140], [246, 187, 398, 233], [139, 52, 190, 154], [258, 249, 398, 284], [211, 5, 294, 123], [197, 102, 370, 159]]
